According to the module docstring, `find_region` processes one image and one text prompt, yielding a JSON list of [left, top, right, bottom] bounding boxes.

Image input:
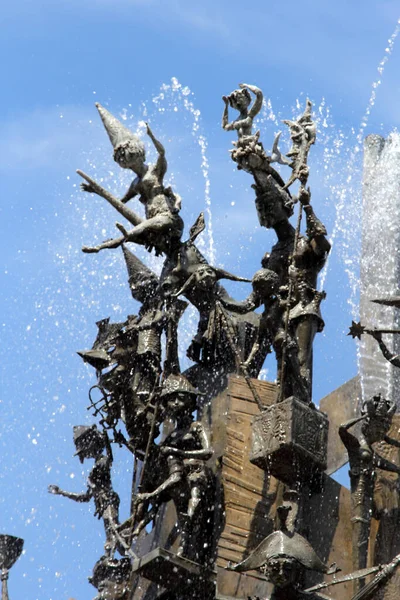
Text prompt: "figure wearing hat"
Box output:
[[339, 395, 400, 590], [89, 556, 131, 600], [229, 493, 338, 599], [77, 248, 162, 447], [173, 259, 253, 370], [81, 104, 183, 256], [119, 244, 187, 400], [48, 425, 130, 559], [221, 253, 310, 403], [132, 373, 214, 564]]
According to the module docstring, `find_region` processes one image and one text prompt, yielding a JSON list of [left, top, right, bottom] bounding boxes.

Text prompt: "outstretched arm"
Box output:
[[146, 123, 167, 181], [370, 331, 400, 367], [384, 434, 400, 448], [240, 83, 263, 120], [135, 471, 182, 502], [103, 431, 114, 463], [219, 292, 260, 314], [374, 452, 400, 475], [48, 484, 92, 503]]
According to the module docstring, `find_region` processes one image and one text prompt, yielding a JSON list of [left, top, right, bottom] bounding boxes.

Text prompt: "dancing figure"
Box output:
[[80, 104, 183, 255]]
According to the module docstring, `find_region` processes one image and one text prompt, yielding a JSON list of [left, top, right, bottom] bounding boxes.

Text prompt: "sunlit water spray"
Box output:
[[359, 133, 400, 403], [320, 16, 400, 298], [316, 17, 400, 400]]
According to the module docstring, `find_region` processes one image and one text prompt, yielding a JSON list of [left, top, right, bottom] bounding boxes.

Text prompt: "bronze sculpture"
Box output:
[[48, 425, 132, 559], [133, 373, 214, 564], [222, 83, 263, 139], [42, 84, 400, 600], [222, 88, 330, 404], [0, 535, 24, 600], [339, 395, 400, 591], [89, 556, 131, 600], [81, 105, 183, 256], [229, 494, 338, 600]]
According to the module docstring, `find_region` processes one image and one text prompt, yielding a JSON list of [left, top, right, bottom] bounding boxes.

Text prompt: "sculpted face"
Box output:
[[113, 139, 146, 172], [228, 88, 251, 111], [361, 394, 395, 444], [193, 265, 217, 290], [255, 196, 291, 229], [264, 556, 301, 588], [130, 277, 158, 302], [166, 392, 194, 417], [252, 268, 279, 299]]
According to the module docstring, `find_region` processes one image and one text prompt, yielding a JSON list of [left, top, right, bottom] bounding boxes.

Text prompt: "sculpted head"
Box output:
[[361, 393, 396, 444], [263, 555, 302, 588], [113, 137, 146, 172], [228, 88, 251, 112]]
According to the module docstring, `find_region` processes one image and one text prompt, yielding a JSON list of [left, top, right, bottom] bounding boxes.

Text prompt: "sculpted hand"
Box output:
[[298, 186, 311, 206], [82, 245, 100, 254], [370, 329, 382, 341], [80, 182, 95, 194], [48, 484, 60, 495], [222, 96, 229, 104], [116, 222, 129, 237]]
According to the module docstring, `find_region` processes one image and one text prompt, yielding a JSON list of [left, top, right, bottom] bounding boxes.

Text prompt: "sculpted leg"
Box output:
[[82, 235, 125, 253]]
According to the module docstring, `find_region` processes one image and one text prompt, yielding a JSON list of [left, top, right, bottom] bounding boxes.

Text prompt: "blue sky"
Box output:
[[1, 2, 400, 598]]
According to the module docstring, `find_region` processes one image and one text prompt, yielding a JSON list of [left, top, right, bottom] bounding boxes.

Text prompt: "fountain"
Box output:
[[37, 81, 400, 600]]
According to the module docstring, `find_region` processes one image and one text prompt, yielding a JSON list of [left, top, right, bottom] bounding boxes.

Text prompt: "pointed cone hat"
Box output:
[[231, 529, 331, 574], [96, 102, 139, 149], [122, 245, 158, 286], [77, 349, 113, 371], [160, 373, 203, 398]]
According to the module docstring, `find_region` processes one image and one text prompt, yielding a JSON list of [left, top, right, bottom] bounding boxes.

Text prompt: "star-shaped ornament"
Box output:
[[348, 321, 366, 340]]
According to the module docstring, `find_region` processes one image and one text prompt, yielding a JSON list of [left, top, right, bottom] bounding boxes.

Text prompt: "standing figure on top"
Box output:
[[222, 82, 263, 139], [222, 83, 280, 180], [80, 104, 183, 256], [223, 90, 330, 403]]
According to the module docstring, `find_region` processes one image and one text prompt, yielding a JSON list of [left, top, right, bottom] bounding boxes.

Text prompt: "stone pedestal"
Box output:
[[250, 397, 329, 485]]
